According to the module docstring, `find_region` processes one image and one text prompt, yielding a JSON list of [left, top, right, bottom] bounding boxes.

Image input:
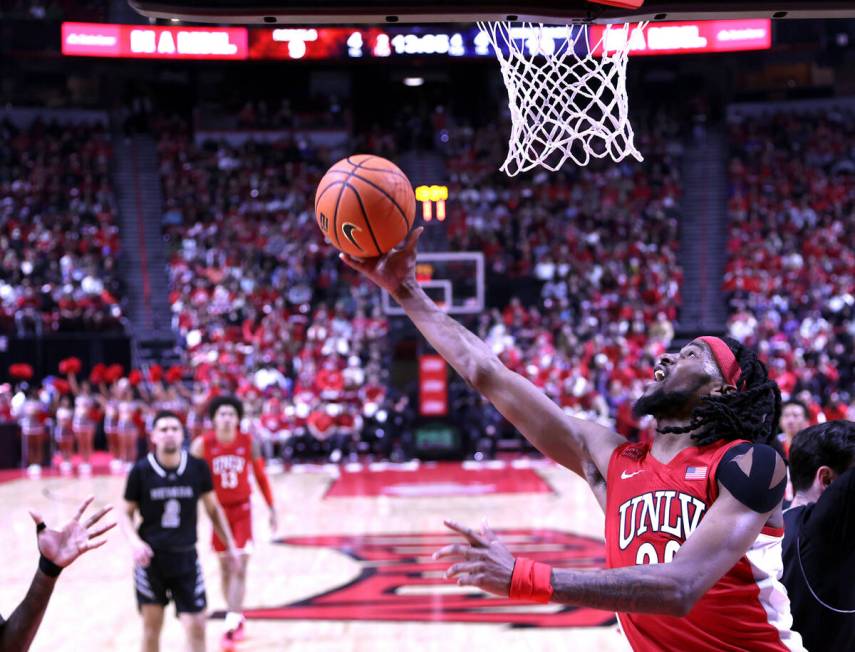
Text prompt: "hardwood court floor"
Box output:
[[0, 459, 631, 652]]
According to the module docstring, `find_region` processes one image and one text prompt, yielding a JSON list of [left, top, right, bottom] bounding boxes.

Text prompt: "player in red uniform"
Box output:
[[344, 229, 805, 652], [189, 395, 277, 651]]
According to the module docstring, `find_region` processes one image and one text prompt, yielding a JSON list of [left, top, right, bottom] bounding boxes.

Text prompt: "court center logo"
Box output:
[[245, 529, 614, 628]]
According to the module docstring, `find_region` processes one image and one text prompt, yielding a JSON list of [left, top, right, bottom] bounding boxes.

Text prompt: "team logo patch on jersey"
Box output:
[[241, 529, 614, 628], [685, 466, 708, 480]]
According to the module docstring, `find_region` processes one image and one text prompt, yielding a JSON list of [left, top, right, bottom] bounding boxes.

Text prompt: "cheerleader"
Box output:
[[70, 381, 98, 475], [16, 388, 48, 477], [54, 395, 75, 475]]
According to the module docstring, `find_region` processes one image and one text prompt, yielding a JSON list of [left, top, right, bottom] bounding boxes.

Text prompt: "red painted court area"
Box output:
[[325, 462, 553, 498], [248, 529, 613, 628]]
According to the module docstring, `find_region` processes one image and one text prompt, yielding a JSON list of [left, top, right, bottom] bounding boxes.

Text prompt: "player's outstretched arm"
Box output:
[[0, 497, 114, 652], [341, 228, 624, 479], [436, 449, 787, 615]]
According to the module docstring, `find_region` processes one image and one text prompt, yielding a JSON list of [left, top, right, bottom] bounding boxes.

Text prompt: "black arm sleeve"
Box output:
[[717, 443, 786, 513], [804, 467, 855, 542], [123, 464, 141, 503], [197, 459, 214, 494]]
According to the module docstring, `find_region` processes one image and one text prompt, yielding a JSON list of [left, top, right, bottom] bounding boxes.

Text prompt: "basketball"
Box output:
[[314, 154, 415, 258]]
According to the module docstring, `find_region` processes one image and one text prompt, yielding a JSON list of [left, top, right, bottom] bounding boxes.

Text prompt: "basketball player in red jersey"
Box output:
[[189, 396, 277, 651], [343, 228, 805, 652]]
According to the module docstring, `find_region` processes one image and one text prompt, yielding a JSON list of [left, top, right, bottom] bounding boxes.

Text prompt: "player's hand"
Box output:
[[339, 226, 423, 298], [132, 540, 154, 568], [433, 519, 514, 598], [269, 508, 278, 537], [30, 496, 115, 569]]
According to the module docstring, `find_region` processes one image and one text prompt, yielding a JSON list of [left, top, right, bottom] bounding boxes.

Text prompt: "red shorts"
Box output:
[[213, 501, 252, 553]]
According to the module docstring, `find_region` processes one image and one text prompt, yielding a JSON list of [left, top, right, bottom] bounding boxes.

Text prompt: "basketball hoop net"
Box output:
[[477, 21, 648, 175]]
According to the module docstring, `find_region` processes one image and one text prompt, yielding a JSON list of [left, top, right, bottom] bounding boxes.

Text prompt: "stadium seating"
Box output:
[[441, 116, 685, 443], [157, 116, 399, 460], [725, 110, 854, 418], [0, 118, 124, 334]]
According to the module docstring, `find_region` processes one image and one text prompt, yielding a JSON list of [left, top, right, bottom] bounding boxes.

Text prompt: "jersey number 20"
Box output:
[[636, 540, 681, 565]]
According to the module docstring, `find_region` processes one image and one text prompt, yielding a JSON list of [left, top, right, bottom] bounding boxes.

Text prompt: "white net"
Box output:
[[476, 21, 648, 176]]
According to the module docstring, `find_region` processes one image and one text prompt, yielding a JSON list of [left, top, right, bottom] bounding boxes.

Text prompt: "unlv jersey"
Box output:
[[203, 431, 253, 507], [605, 440, 804, 652]]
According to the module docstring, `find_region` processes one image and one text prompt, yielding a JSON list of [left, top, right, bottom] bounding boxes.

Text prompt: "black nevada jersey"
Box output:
[[124, 451, 214, 552]]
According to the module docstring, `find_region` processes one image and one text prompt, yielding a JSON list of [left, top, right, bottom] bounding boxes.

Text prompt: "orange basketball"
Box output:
[[314, 154, 415, 258]]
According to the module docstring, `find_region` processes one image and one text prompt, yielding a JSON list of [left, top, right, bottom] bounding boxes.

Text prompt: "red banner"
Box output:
[[419, 355, 448, 417], [61, 22, 248, 60], [591, 19, 771, 56]]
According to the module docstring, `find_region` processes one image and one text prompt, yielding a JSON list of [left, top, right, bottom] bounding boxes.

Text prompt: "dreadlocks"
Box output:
[[657, 336, 782, 447]]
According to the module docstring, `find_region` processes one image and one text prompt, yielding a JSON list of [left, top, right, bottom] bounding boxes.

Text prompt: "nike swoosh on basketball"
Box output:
[[341, 223, 364, 251], [620, 470, 644, 479]]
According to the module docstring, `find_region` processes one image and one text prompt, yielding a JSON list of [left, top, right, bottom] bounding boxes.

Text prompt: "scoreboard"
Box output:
[[61, 20, 772, 61]]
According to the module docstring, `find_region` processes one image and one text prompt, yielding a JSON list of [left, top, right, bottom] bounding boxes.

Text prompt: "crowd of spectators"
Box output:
[[154, 106, 687, 454], [156, 115, 415, 462], [440, 114, 685, 445], [725, 110, 855, 421], [0, 118, 124, 334], [6, 100, 854, 468]]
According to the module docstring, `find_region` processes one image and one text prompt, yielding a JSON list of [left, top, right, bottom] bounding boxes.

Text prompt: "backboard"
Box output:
[[381, 252, 485, 316]]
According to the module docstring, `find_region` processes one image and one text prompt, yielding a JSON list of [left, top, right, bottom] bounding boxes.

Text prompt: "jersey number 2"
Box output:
[[161, 499, 181, 529]]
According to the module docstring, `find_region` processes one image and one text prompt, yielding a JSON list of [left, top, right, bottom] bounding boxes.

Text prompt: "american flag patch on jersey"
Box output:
[[685, 466, 708, 480]]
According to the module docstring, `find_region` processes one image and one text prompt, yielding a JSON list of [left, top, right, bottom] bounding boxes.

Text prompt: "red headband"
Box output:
[[697, 336, 742, 387]]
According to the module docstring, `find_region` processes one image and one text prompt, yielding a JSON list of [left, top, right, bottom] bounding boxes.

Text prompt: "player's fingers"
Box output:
[[83, 538, 109, 553], [338, 253, 369, 272], [446, 561, 484, 578], [404, 226, 424, 252], [444, 520, 488, 547], [74, 496, 95, 521], [433, 543, 474, 560], [84, 505, 113, 528], [480, 519, 498, 543], [456, 573, 484, 587], [338, 253, 361, 270], [88, 522, 116, 539]]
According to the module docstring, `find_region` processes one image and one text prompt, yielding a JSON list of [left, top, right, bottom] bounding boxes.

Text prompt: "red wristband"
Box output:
[[509, 557, 554, 603]]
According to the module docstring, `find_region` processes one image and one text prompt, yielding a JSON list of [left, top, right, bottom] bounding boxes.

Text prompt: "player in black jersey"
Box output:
[[119, 410, 239, 652], [783, 419, 855, 652]]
